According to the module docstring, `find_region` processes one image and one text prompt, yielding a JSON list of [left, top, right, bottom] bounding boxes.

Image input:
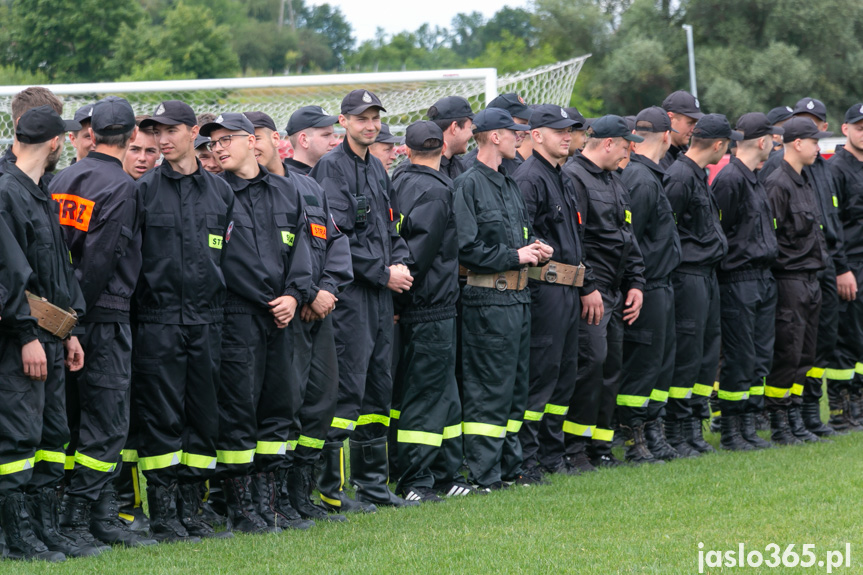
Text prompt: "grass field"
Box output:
[[4, 427, 862, 575]]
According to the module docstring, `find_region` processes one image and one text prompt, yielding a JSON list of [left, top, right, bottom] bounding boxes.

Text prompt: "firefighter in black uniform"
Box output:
[[48, 97, 155, 548], [659, 91, 704, 170], [617, 107, 682, 462], [391, 121, 467, 502], [763, 117, 831, 444], [513, 105, 589, 476], [134, 100, 236, 542], [464, 93, 532, 174], [711, 113, 781, 450], [200, 113, 316, 532], [562, 115, 645, 468], [0, 106, 91, 562], [311, 89, 415, 511], [663, 114, 735, 456], [285, 106, 340, 176]]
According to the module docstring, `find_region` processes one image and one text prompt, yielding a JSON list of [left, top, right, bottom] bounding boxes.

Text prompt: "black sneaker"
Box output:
[[435, 481, 475, 497], [564, 452, 597, 474], [590, 453, 625, 468], [508, 467, 548, 486], [402, 487, 443, 504], [471, 481, 506, 494]]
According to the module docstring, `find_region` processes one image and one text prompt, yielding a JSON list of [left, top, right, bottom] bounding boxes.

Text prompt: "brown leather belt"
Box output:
[[465, 267, 529, 291], [26, 291, 78, 339], [528, 260, 585, 287]]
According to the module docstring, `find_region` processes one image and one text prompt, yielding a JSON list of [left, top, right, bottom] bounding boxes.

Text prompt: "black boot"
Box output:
[[686, 417, 716, 453], [351, 437, 419, 507], [200, 480, 226, 526], [116, 463, 150, 533], [828, 390, 863, 432], [287, 464, 346, 522], [318, 442, 376, 513], [38, 490, 105, 557], [663, 419, 699, 458], [222, 475, 273, 533], [787, 405, 824, 442], [800, 401, 839, 437], [643, 418, 680, 461], [850, 390, 863, 422], [146, 483, 200, 543], [621, 424, 664, 464], [252, 471, 314, 530], [769, 408, 803, 445], [177, 483, 232, 539], [563, 437, 596, 474], [1, 493, 66, 562], [719, 415, 755, 451], [755, 411, 770, 431], [90, 485, 157, 547], [739, 413, 772, 449]]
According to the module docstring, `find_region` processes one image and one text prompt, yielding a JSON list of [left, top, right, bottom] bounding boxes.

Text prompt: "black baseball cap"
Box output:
[[73, 104, 94, 125], [634, 106, 677, 133], [375, 123, 404, 144], [199, 112, 255, 137], [16, 105, 81, 144], [844, 103, 863, 125], [472, 108, 530, 133], [563, 107, 587, 129], [792, 97, 827, 122], [588, 115, 644, 142], [243, 111, 277, 132], [286, 106, 338, 136], [782, 117, 833, 143], [528, 104, 579, 130], [766, 106, 794, 125], [487, 93, 531, 121], [735, 112, 784, 140], [405, 120, 444, 151], [341, 90, 386, 115], [91, 96, 136, 135], [194, 135, 210, 150], [661, 90, 704, 119], [427, 96, 474, 120], [140, 100, 197, 129], [692, 113, 743, 141]]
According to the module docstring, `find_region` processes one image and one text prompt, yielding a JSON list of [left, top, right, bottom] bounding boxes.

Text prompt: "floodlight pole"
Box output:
[[682, 24, 697, 98]]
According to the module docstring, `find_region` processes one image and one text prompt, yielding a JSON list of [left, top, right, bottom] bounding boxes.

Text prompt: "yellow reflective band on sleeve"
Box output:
[[281, 231, 295, 246], [625, 210, 632, 224], [790, 383, 804, 396], [138, 451, 182, 471], [523, 226, 528, 239], [255, 441, 287, 456], [616, 394, 649, 407], [442, 423, 462, 440], [668, 386, 693, 399], [806, 366, 825, 379], [65, 455, 75, 470], [74, 451, 117, 473], [208, 234, 223, 249], [749, 385, 765, 396], [692, 383, 713, 397], [397, 429, 443, 447], [523, 410, 544, 422], [216, 449, 256, 464], [389, 409, 400, 420], [764, 385, 791, 399], [356, 414, 391, 427], [562, 421, 594, 437], [297, 436, 325, 450], [593, 427, 614, 442], [396, 213, 404, 234], [181, 452, 217, 470], [506, 419, 523, 433], [121, 449, 139, 463], [0, 457, 35, 475], [544, 403, 568, 416], [717, 389, 749, 401], [719, 209, 722, 221], [856, 362, 863, 375], [773, 218, 777, 229], [34, 450, 66, 465], [650, 388, 669, 403], [462, 422, 506, 438], [833, 195, 839, 208], [331, 417, 356, 431], [825, 368, 855, 381]]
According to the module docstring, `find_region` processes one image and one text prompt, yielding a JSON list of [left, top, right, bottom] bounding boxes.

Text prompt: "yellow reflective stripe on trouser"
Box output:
[[749, 385, 765, 396], [255, 441, 288, 456], [121, 449, 138, 463], [74, 451, 118, 473], [523, 410, 544, 422], [544, 403, 568, 415], [65, 455, 75, 470], [138, 451, 182, 471], [806, 366, 825, 379], [668, 386, 692, 399], [593, 427, 614, 442], [825, 368, 854, 381], [442, 423, 462, 439], [562, 421, 594, 437], [331, 417, 356, 430], [288, 440, 298, 450], [297, 435, 325, 450], [616, 394, 649, 407], [389, 409, 401, 420], [692, 383, 713, 397], [856, 362, 863, 375], [650, 388, 669, 402], [462, 422, 506, 438], [765, 385, 790, 399], [506, 420, 522, 433], [717, 389, 749, 401], [0, 457, 35, 475], [34, 450, 66, 465], [216, 449, 256, 464], [181, 452, 217, 469], [790, 383, 804, 396], [356, 414, 390, 427], [397, 429, 443, 447]]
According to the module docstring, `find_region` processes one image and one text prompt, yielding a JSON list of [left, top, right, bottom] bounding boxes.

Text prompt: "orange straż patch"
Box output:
[[52, 194, 95, 232], [310, 223, 327, 239]]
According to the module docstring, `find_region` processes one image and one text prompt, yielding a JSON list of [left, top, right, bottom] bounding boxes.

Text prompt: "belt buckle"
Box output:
[[545, 264, 558, 284], [495, 274, 508, 292]]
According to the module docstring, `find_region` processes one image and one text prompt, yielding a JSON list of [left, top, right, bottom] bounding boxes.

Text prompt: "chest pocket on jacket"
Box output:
[[274, 213, 298, 250], [476, 208, 504, 244], [788, 201, 816, 239], [587, 188, 616, 231], [687, 193, 713, 239], [206, 214, 226, 251], [304, 206, 328, 250]]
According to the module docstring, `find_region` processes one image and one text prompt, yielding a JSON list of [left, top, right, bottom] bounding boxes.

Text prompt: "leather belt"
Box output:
[[465, 267, 529, 291], [26, 291, 78, 339], [528, 260, 585, 287]]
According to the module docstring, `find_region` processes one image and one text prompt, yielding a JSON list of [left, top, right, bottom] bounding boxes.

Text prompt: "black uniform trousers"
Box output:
[[808, 261, 840, 402], [765, 273, 821, 409], [717, 270, 777, 416], [217, 311, 294, 477], [290, 315, 339, 466], [66, 322, 132, 500], [133, 322, 221, 488], [461, 301, 530, 487], [0, 337, 68, 494], [667, 269, 721, 421], [826, 263, 863, 396], [394, 318, 462, 492], [619, 279, 676, 425], [520, 283, 580, 471]]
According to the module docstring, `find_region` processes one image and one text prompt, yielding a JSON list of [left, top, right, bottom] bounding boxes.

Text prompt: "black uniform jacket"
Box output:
[[392, 153, 468, 181], [830, 146, 863, 267], [284, 157, 312, 176], [0, 215, 34, 324], [659, 143, 687, 171]]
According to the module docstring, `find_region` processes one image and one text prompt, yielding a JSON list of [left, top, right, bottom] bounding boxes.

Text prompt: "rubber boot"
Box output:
[[787, 405, 824, 442], [146, 483, 200, 543], [621, 424, 663, 464], [287, 464, 346, 522], [739, 413, 772, 449], [38, 490, 105, 557], [222, 475, 273, 534], [177, 483, 232, 539], [90, 485, 157, 547], [351, 437, 419, 507], [644, 418, 680, 461], [686, 417, 716, 453], [663, 419, 699, 458], [1, 493, 66, 562], [828, 389, 863, 432], [718, 415, 755, 451], [317, 441, 376, 513], [252, 471, 313, 530], [769, 408, 803, 445], [200, 480, 226, 526], [116, 463, 150, 533], [563, 437, 596, 474], [800, 401, 839, 437]]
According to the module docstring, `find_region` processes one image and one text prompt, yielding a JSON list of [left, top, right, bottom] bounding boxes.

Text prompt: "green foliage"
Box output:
[[599, 36, 674, 113], [467, 32, 556, 75]]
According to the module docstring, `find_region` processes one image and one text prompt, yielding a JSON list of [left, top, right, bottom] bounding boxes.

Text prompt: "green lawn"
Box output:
[[5, 429, 862, 574]]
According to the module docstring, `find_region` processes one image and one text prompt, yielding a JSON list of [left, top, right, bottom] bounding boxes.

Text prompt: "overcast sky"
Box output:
[[309, 0, 534, 44]]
